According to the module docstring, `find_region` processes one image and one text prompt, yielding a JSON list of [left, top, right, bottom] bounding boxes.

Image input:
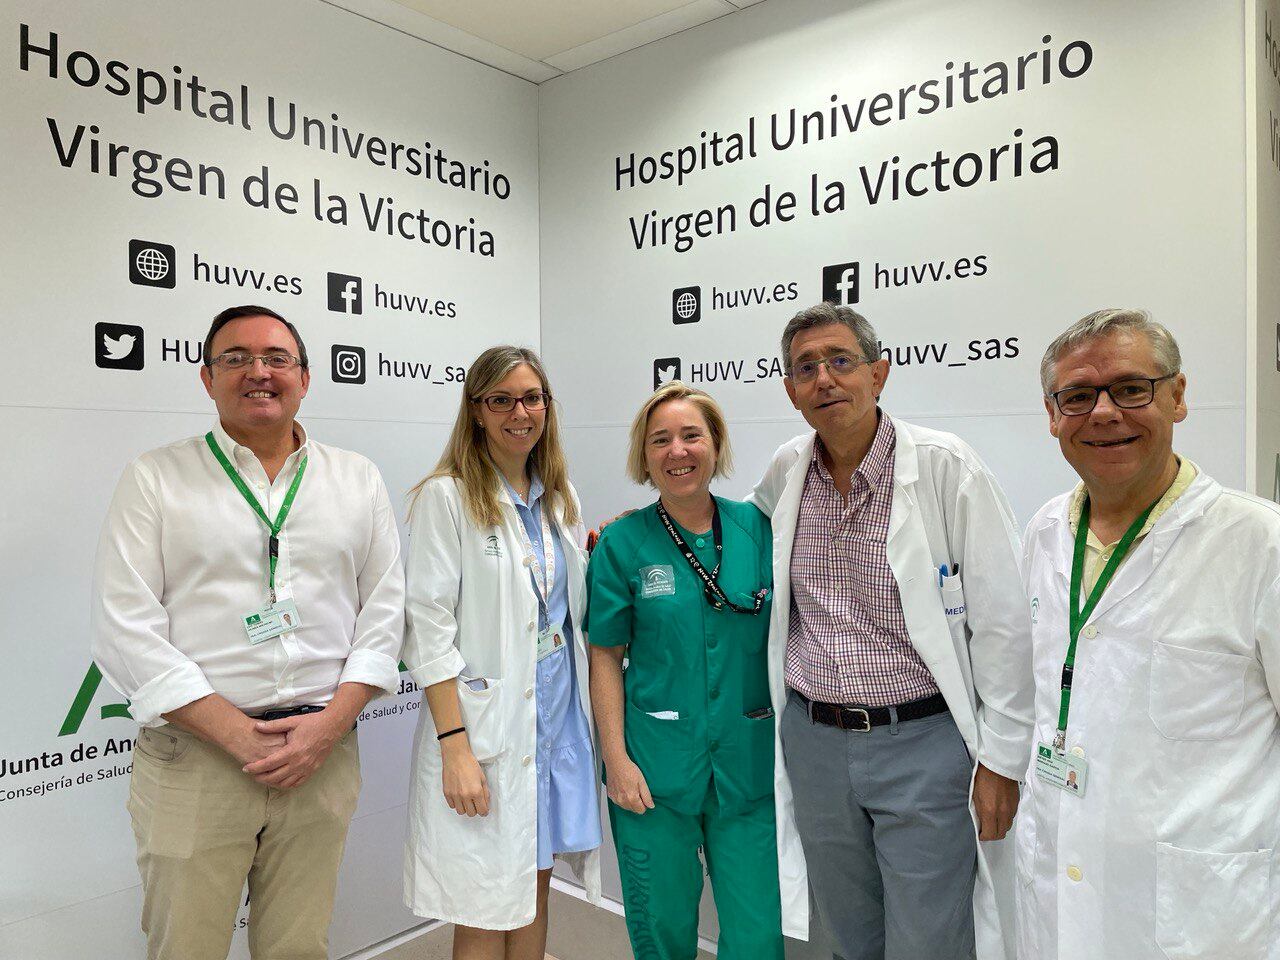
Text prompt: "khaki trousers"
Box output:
[[127, 723, 361, 960]]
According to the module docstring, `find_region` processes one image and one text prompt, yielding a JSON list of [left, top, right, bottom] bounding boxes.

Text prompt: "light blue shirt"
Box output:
[[503, 474, 601, 868]]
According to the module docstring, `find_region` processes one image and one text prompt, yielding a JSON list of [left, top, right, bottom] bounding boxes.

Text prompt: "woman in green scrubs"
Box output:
[[586, 381, 783, 960]]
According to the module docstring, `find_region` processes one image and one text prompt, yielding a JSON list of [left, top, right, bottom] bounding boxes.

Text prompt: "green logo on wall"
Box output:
[[59, 664, 132, 736]]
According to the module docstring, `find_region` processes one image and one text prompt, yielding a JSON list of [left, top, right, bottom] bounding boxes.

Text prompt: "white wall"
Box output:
[[0, 1, 538, 956], [542, 0, 1247, 533], [1251, 0, 1280, 498], [539, 0, 1247, 948]]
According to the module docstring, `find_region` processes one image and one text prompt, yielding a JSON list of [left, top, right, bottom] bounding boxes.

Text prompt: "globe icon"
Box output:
[[135, 247, 170, 282], [675, 291, 698, 320]]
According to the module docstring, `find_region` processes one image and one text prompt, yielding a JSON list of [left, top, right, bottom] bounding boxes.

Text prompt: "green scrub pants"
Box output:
[[609, 787, 784, 960]]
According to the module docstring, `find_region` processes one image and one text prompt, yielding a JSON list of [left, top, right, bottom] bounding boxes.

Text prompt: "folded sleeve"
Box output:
[[90, 460, 215, 726], [340, 464, 406, 697], [402, 479, 468, 688]]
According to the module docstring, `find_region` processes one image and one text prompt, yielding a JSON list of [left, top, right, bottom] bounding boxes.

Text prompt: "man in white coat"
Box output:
[[1018, 309, 1280, 959], [748, 302, 1035, 960]]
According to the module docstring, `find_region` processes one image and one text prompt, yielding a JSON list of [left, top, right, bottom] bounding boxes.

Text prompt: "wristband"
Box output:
[[436, 726, 466, 742]]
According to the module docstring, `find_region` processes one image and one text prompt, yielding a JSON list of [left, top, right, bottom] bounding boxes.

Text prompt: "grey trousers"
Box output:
[[781, 690, 977, 960]]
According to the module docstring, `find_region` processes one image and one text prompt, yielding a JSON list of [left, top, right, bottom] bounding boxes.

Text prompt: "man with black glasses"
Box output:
[[91, 305, 404, 960], [1017, 309, 1280, 960], [748, 301, 1034, 960]]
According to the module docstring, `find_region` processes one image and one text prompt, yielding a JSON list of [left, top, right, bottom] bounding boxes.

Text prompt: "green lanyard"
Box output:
[[204, 432, 307, 603], [1054, 495, 1158, 751]]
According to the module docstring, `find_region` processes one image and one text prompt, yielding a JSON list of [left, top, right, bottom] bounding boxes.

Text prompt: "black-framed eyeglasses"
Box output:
[[789, 354, 873, 384], [212, 352, 303, 371], [477, 391, 550, 413], [1049, 373, 1178, 416]]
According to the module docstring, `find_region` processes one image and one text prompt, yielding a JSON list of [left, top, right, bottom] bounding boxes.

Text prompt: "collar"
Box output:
[[1068, 454, 1197, 545], [812, 409, 895, 489], [210, 419, 309, 469], [500, 470, 544, 509]]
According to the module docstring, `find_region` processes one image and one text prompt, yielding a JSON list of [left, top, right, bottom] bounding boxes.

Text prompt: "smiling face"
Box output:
[[784, 323, 889, 443], [1046, 329, 1186, 495], [644, 398, 717, 503], [199, 314, 309, 434], [476, 363, 546, 467]]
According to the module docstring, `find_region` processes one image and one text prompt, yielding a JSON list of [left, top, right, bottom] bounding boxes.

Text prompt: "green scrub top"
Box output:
[[586, 497, 774, 817]]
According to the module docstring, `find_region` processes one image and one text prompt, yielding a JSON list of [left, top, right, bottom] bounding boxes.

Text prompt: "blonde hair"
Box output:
[[409, 346, 580, 528], [625, 381, 733, 485]]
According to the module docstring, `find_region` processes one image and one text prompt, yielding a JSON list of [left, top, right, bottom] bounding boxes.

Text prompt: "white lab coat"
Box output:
[[402, 476, 602, 929], [748, 418, 1035, 956], [1017, 470, 1280, 960]]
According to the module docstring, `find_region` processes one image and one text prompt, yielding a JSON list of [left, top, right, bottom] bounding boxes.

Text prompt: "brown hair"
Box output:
[[408, 346, 579, 528]]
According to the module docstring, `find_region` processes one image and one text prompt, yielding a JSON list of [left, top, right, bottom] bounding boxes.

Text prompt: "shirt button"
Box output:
[[710, 739, 719, 751], [1066, 865, 1083, 882], [710, 688, 720, 700], [695, 537, 706, 548], [1070, 745, 1085, 758], [524, 688, 533, 699], [527, 621, 536, 631], [708, 637, 718, 649], [522, 755, 532, 766], [1082, 625, 1098, 639]]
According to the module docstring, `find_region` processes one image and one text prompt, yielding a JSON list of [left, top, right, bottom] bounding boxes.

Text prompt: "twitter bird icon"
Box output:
[[652, 357, 681, 390], [96, 322, 145, 370], [103, 333, 136, 359]]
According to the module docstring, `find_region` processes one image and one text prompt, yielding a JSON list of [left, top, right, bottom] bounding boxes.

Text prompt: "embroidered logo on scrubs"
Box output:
[[484, 535, 502, 558], [639, 565, 675, 598]]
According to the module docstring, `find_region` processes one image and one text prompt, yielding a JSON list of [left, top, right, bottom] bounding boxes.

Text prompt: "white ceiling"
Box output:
[[325, 0, 767, 83]]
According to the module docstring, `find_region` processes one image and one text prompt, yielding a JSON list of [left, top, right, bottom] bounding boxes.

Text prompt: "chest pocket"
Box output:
[[1148, 641, 1248, 741], [940, 572, 967, 624]]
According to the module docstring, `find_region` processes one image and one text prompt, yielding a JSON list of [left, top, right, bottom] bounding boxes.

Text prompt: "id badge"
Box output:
[[243, 598, 302, 645], [1034, 742, 1087, 797], [536, 622, 566, 662]]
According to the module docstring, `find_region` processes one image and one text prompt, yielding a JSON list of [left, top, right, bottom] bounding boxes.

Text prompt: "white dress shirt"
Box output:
[[91, 420, 405, 726]]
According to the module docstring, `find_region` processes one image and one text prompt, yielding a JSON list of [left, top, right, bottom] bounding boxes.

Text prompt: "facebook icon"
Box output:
[[821, 261, 861, 306], [327, 272, 363, 314]]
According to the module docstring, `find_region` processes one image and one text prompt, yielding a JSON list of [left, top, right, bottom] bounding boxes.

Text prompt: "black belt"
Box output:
[[252, 704, 358, 733], [794, 690, 949, 732], [254, 704, 327, 722]]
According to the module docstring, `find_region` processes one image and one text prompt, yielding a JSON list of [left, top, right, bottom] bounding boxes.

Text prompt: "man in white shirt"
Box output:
[[1018, 309, 1280, 959], [91, 305, 405, 960]]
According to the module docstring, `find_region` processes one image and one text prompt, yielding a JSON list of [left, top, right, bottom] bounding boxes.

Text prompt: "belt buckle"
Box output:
[[839, 707, 871, 733]]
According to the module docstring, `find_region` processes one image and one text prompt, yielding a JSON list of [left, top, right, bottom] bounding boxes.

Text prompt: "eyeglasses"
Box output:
[[1049, 374, 1178, 416], [789, 354, 873, 384], [477, 392, 550, 413], [212, 352, 303, 371]]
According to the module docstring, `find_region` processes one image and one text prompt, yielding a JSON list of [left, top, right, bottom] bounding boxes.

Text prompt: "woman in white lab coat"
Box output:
[[402, 346, 602, 960]]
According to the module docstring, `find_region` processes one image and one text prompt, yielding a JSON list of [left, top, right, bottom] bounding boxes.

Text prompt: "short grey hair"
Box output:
[[1040, 309, 1182, 395], [781, 302, 880, 374]]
